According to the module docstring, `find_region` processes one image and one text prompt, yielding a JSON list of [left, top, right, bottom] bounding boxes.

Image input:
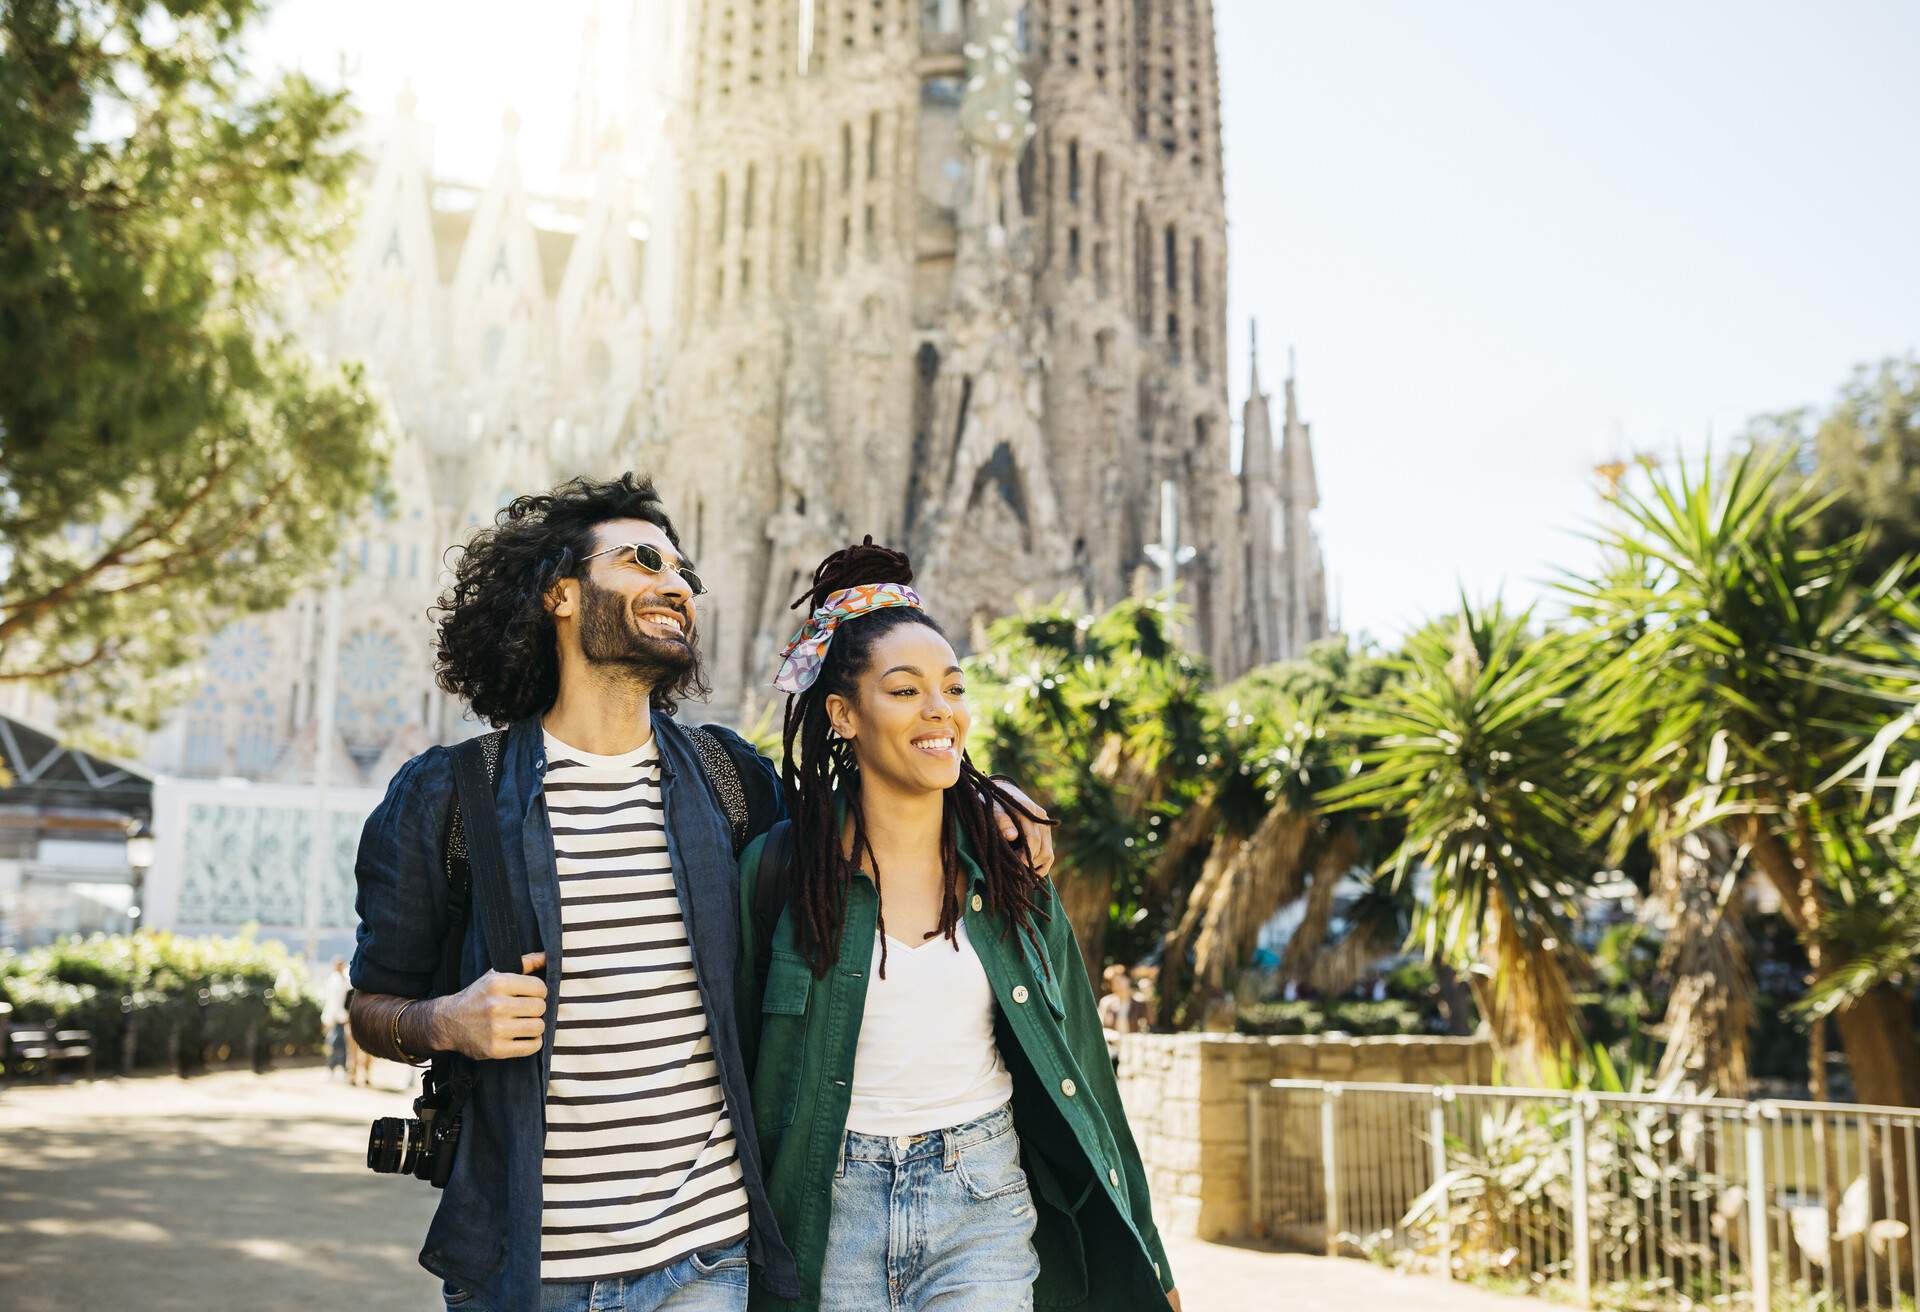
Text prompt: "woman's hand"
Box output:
[[988, 779, 1056, 878]]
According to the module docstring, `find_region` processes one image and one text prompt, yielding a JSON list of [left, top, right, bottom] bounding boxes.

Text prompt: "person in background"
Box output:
[[1098, 964, 1140, 1036], [1131, 965, 1160, 1031], [320, 958, 352, 1080]]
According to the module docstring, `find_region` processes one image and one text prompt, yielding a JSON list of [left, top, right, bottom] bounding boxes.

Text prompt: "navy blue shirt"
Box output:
[[350, 713, 800, 1311]]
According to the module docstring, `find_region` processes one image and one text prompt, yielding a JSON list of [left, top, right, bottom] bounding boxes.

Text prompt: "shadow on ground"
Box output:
[[0, 1076, 439, 1312]]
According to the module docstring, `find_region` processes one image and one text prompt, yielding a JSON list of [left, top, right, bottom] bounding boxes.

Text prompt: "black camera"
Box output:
[[367, 1065, 467, 1188]]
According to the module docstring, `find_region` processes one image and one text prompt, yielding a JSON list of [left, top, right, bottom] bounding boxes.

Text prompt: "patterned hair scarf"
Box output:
[[774, 582, 924, 694]]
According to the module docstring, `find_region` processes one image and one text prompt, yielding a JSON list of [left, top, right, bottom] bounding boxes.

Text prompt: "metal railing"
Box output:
[[1249, 1079, 1920, 1311]]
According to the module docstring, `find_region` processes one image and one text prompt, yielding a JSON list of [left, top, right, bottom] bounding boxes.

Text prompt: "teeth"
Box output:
[[641, 613, 683, 634], [915, 738, 953, 751]]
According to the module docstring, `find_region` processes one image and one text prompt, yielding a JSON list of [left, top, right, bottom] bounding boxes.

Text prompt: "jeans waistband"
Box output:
[[840, 1102, 1015, 1167]]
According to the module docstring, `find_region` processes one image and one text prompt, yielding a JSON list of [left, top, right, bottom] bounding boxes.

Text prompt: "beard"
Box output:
[[577, 576, 697, 687]]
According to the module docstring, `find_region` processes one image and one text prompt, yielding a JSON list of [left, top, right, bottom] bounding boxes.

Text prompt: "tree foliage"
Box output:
[[1322, 601, 1595, 1075], [1746, 356, 1920, 582], [0, 0, 384, 727], [965, 596, 1213, 974]]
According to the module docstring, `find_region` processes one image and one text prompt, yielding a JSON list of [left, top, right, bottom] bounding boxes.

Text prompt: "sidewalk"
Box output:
[[0, 1066, 1556, 1311]]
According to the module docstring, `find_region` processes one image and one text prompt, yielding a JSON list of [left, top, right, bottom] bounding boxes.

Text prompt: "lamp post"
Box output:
[[125, 821, 155, 933]]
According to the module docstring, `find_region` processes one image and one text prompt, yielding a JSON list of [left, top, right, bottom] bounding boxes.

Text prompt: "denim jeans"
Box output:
[[820, 1104, 1039, 1312], [441, 1239, 749, 1312]]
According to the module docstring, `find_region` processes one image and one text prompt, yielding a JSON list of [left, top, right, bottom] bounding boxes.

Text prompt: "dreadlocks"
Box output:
[[779, 537, 1051, 979]]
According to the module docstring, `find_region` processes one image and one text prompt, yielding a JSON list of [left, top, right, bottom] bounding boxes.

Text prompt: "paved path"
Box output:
[[0, 1066, 1555, 1311]]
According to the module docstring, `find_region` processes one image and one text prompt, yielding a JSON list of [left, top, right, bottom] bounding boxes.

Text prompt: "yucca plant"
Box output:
[[1568, 448, 1920, 1110], [966, 595, 1214, 972], [1322, 599, 1596, 1078]]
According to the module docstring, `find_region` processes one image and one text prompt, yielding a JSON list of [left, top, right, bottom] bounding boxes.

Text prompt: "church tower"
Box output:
[[1237, 326, 1330, 668], [664, 0, 1242, 714]]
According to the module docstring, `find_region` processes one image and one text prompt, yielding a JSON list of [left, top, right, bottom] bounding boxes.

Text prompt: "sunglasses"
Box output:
[[580, 542, 708, 596]]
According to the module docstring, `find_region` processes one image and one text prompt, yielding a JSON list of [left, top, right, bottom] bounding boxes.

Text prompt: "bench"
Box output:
[[5, 1024, 97, 1081]]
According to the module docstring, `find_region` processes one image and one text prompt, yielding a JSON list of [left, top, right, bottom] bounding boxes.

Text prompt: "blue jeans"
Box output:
[[441, 1239, 749, 1311], [820, 1104, 1039, 1312]]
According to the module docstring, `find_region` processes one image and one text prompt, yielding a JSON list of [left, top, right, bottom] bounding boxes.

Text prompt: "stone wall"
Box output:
[[1114, 1033, 1495, 1241]]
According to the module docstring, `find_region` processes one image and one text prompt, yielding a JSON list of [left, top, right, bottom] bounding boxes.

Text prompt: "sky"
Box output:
[[251, 1, 1920, 643], [1216, 1, 1920, 640]]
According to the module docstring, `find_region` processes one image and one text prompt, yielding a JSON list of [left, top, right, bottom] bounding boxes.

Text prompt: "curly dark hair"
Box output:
[[779, 537, 1050, 979], [433, 473, 709, 725]]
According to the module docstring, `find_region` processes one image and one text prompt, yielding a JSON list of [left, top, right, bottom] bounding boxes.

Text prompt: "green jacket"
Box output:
[[735, 825, 1175, 1312]]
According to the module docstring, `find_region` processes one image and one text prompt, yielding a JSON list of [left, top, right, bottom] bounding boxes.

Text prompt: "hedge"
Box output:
[[1234, 999, 1425, 1037], [0, 930, 322, 1073]]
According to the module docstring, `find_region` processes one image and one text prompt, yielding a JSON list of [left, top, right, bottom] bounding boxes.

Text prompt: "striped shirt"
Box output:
[[538, 732, 748, 1282]]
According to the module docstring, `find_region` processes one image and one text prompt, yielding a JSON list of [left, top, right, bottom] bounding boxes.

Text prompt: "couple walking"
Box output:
[[349, 474, 1179, 1312]]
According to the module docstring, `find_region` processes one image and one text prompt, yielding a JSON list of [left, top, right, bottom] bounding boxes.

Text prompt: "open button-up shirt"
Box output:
[[735, 822, 1175, 1311]]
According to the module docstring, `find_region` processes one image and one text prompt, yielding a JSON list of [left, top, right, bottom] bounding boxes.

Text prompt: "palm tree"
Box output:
[[1320, 600, 1596, 1078], [1570, 449, 1920, 1109], [1150, 639, 1403, 1025], [1644, 825, 1754, 1096], [967, 596, 1212, 976], [1161, 689, 1347, 998]]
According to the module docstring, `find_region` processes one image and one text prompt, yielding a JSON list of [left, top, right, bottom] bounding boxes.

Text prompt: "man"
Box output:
[[320, 958, 351, 1079], [349, 475, 1053, 1312]]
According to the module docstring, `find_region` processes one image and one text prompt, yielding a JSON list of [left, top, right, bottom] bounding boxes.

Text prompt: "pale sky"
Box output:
[[1218, 1, 1920, 640], [253, 1, 1920, 644]]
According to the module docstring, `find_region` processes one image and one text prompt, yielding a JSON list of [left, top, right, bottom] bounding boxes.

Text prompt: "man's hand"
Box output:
[[428, 952, 549, 1060], [1167, 1288, 1182, 1311], [989, 780, 1056, 878]]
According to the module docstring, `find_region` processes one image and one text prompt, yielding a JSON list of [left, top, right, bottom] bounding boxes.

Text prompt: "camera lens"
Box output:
[[368, 1116, 421, 1175]]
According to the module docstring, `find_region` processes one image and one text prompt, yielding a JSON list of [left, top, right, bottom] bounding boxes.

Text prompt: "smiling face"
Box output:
[[826, 622, 969, 797], [551, 518, 700, 682]]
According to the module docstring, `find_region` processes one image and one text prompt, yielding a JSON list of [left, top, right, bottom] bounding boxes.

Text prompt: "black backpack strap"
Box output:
[[751, 819, 795, 981], [435, 732, 504, 996], [684, 724, 750, 855], [450, 733, 533, 975]]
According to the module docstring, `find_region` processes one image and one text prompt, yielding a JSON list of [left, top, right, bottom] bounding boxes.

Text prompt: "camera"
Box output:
[[367, 1065, 467, 1188]]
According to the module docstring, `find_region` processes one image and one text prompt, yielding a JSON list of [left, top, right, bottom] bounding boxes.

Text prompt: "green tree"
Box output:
[[966, 596, 1212, 976], [1746, 356, 1920, 581], [1155, 637, 1401, 1023], [1, 0, 384, 728], [1321, 602, 1597, 1077], [1572, 450, 1920, 1109]]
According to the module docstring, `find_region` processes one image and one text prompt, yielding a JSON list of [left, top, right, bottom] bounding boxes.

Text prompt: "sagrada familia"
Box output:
[[126, 0, 1332, 786]]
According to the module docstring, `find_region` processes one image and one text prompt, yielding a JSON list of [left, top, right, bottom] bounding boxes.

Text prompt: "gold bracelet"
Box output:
[[391, 999, 424, 1065]]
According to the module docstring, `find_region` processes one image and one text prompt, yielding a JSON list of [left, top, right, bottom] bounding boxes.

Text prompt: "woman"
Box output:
[[736, 539, 1181, 1312]]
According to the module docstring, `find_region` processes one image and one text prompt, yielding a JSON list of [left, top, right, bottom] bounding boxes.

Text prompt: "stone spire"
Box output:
[[1241, 319, 1275, 486], [1279, 347, 1320, 512]]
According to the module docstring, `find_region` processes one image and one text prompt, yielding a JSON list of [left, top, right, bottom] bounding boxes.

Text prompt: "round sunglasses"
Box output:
[[580, 541, 708, 596]]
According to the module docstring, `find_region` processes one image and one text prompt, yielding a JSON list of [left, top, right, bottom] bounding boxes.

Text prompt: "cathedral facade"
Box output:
[[657, 0, 1329, 713], [46, 0, 1329, 795]]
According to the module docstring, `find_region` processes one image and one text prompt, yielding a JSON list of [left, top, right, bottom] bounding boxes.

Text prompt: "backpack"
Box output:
[[437, 723, 752, 984]]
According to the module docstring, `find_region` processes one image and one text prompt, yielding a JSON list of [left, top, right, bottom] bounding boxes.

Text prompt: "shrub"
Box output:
[[1235, 999, 1423, 1037], [0, 930, 322, 1073]]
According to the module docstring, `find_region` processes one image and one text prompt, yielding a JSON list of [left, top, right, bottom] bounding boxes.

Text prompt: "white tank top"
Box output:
[[845, 917, 1015, 1136]]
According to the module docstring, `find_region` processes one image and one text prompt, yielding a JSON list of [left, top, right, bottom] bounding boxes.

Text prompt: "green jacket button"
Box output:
[[1061, 1078, 1077, 1097], [1108, 1168, 1120, 1187], [970, 893, 983, 912], [1012, 986, 1030, 1003]]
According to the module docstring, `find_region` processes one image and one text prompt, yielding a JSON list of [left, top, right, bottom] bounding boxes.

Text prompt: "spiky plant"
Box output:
[[1322, 600, 1595, 1077]]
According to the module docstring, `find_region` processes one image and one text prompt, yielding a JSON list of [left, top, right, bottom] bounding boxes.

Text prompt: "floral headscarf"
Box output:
[[773, 582, 925, 694]]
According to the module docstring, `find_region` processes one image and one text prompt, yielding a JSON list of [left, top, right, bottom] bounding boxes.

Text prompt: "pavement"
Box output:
[[0, 1065, 1557, 1311]]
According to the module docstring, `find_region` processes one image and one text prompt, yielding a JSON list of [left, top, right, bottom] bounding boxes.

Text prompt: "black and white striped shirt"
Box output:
[[538, 732, 748, 1282]]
